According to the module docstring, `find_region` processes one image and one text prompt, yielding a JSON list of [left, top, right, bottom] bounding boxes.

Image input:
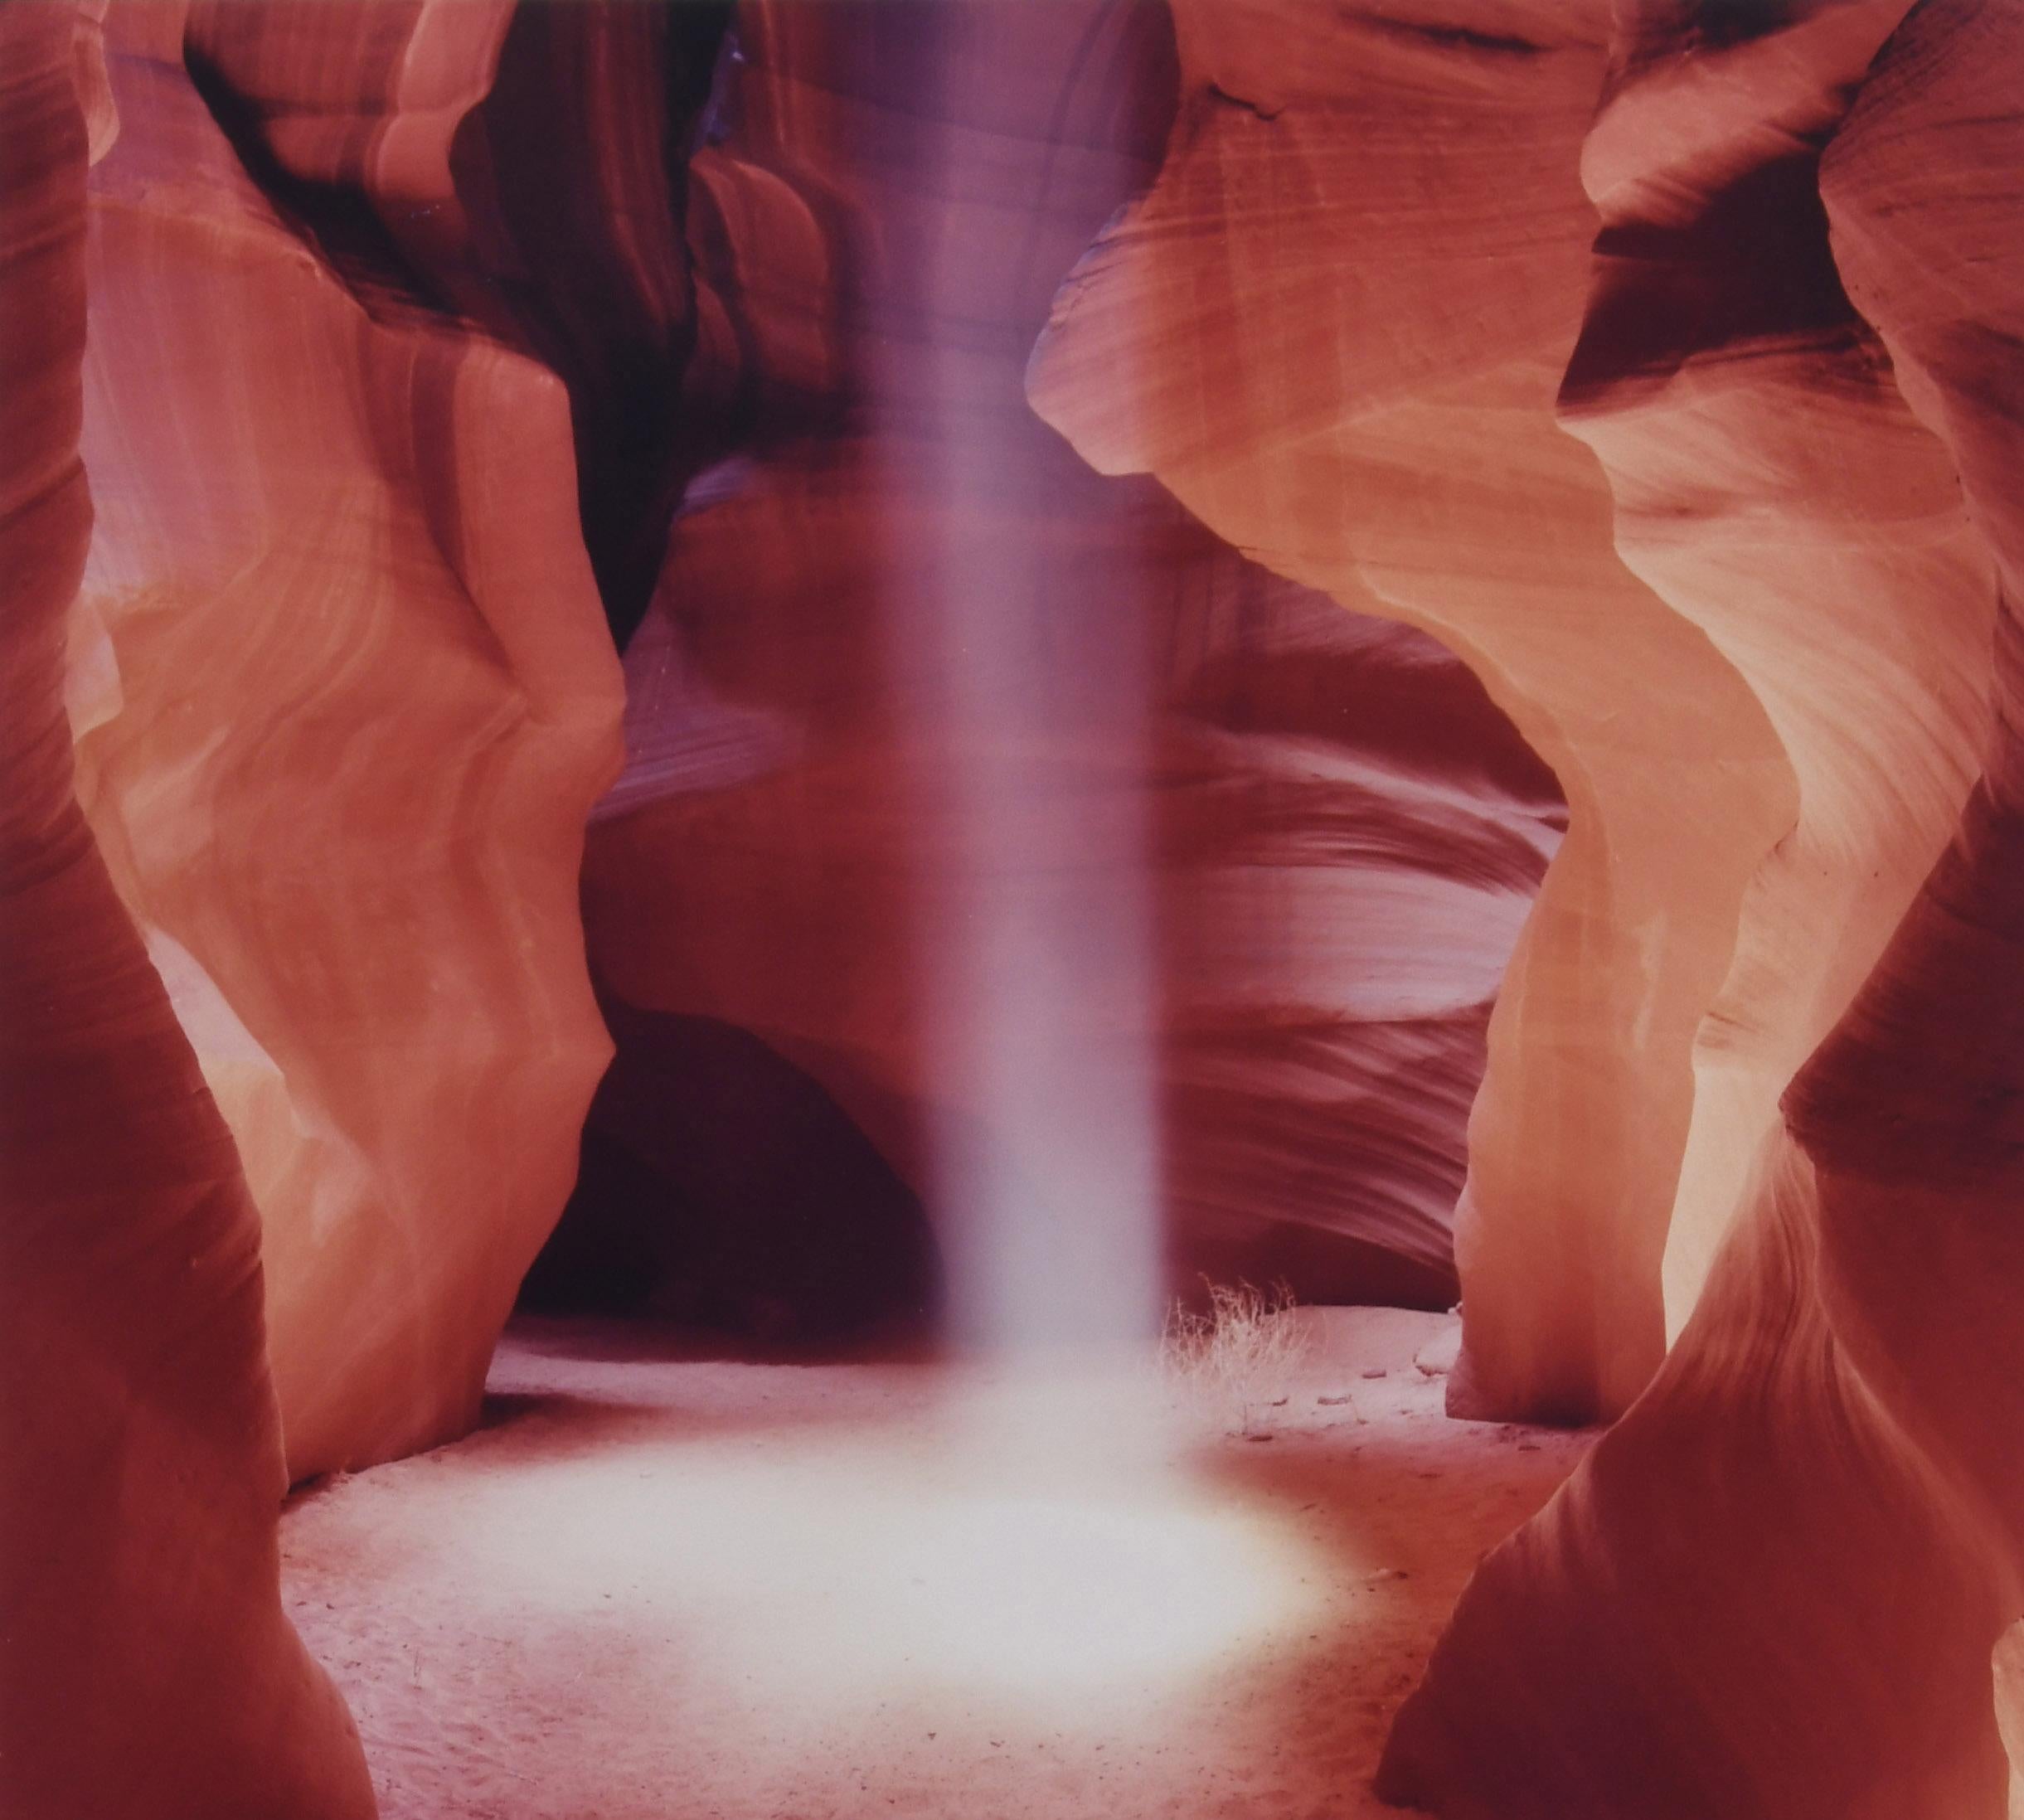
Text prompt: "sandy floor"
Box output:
[[283, 1308, 1589, 1819]]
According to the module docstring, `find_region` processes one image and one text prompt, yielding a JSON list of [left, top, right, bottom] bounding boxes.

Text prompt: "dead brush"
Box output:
[[1161, 1279, 1308, 1439]]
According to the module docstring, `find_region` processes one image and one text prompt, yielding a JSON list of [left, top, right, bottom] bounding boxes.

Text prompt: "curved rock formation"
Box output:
[[571, 0, 1565, 1330], [35, 5, 2024, 1813], [0, 7, 372, 1812], [182, 0, 730, 647], [1377, 4, 2024, 1814], [55, 0, 1569, 1471], [1559, 0, 1994, 1332], [448, 0, 729, 643], [1027, 0, 1790, 1420], [1808, 0, 2024, 1795], [72, 4, 624, 1477]]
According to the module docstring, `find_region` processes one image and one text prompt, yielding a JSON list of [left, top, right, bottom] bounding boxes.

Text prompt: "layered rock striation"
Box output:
[[27, 3, 2024, 1813], [1027, 0, 1792, 1420], [0, 7, 373, 1813], [72, 3, 625, 1477], [53, 0, 1561, 1448], [570, 0, 1565, 1332], [1377, 4, 2024, 1813]]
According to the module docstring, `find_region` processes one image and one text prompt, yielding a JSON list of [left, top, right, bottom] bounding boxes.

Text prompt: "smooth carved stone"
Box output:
[[1559, 0, 1993, 1336], [22, 2, 2024, 1814], [185, 0, 727, 645], [1379, 4, 2024, 1815], [1027, 0, 1791, 1421], [586, 452, 1562, 1320], [0, 7, 371, 1813], [72, 6, 624, 1478], [571, 0, 1563, 1327]]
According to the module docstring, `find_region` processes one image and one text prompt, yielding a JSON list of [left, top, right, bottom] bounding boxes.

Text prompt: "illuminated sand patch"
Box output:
[[283, 1312, 1592, 1819], [460, 1370, 1321, 1723]]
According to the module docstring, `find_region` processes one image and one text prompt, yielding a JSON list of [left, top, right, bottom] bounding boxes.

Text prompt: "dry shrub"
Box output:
[[1162, 1279, 1308, 1438]]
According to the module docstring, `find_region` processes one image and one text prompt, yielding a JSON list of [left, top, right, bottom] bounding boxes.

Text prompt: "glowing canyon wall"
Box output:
[[42, 0, 1568, 1480], [1027, 0, 1793, 1421], [575, 0, 1565, 1341], [13, 0, 2024, 1814], [0, 7, 372, 1813], [1375, 2, 2024, 1815], [70, 2, 626, 1480]]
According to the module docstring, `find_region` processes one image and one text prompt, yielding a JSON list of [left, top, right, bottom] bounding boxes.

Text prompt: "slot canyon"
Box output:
[[5, 1, 2022, 1816]]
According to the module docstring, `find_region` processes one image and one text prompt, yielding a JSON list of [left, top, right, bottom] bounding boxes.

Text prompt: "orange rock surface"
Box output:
[[1377, 4, 2024, 1814], [49, 0, 1574, 1478], [1560, 0, 1994, 1333], [70, 4, 624, 1476], [0, 7, 372, 1813], [19, 1, 2024, 1813], [573, 0, 1565, 1331], [1027, 0, 1792, 1420]]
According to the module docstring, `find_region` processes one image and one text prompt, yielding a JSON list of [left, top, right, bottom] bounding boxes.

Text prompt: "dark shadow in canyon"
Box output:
[[519, 1006, 944, 1354]]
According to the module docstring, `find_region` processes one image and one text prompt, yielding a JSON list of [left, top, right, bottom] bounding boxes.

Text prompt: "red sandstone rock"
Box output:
[[72, 5, 624, 1477], [587, 460, 1560, 1320], [570, 0, 1562, 1328], [69, 0, 1565, 1404], [1027, 0, 1791, 1420], [1559, 0, 1993, 1334], [182, 0, 726, 644], [1377, 4, 2024, 1814], [25, 2, 2024, 1813], [0, 7, 371, 1813]]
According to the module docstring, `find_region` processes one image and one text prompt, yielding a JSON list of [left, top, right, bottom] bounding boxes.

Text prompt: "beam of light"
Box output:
[[881, 14, 1166, 1367]]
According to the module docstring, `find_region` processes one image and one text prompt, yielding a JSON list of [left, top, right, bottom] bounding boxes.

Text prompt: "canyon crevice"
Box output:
[[9, 1, 2024, 1815]]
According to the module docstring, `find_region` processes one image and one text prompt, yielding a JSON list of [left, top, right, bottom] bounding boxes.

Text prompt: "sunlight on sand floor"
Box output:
[[283, 1310, 1588, 1820], [466, 1410, 1327, 1724]]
